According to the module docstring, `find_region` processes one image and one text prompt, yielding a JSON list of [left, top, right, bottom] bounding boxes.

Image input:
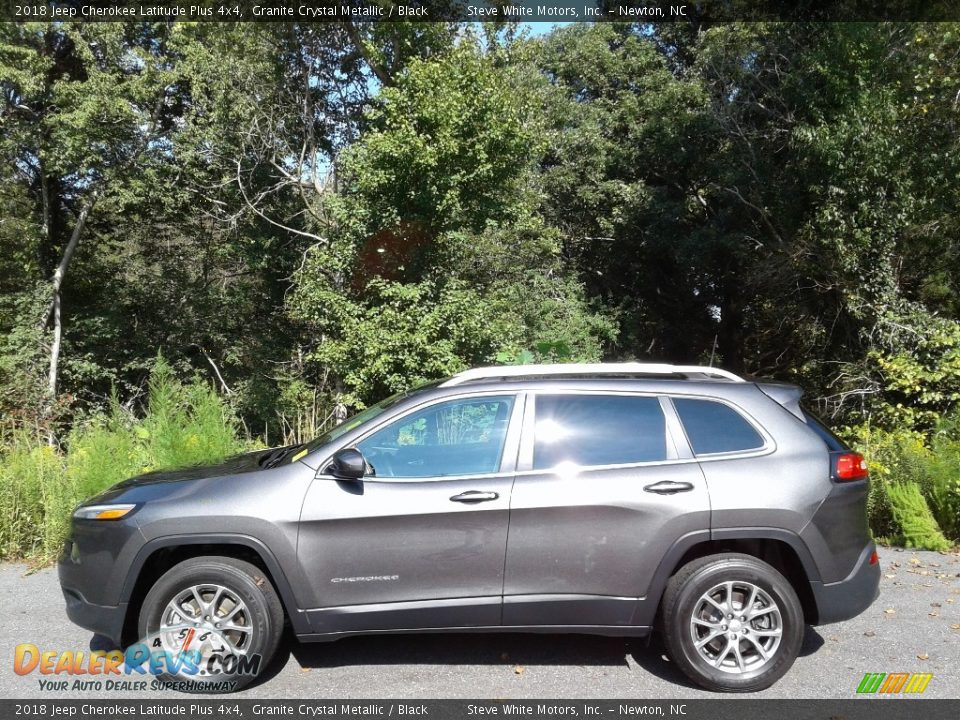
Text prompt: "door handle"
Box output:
[[450, 490, 500, 503], [643, 480, 695, 495]]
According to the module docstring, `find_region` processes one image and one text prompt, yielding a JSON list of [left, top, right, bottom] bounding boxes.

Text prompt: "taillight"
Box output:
[[869, 550, 879, 565], [835, 452, 869, 481]]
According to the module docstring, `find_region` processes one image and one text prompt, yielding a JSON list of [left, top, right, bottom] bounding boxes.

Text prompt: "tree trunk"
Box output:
[[48, 289, 62, 397], [43, 192, 97, 412]]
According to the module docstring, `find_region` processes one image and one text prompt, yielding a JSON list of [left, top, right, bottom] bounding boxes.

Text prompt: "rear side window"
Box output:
[[533, 394, 666, 470], [673, 398, 764, 455]]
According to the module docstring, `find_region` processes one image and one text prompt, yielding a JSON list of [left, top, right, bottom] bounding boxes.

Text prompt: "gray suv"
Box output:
[[58, 363, 880, 692]]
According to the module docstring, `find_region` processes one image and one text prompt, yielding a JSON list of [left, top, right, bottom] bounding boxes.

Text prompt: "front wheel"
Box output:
[[138, 556, 284, 692], [660, 553, 804, 692]]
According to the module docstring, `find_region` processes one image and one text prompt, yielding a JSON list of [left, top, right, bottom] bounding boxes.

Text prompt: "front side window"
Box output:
[[533, 394, 667, 470], [356, 395, 514, 478], [673, 397, 765, 455]]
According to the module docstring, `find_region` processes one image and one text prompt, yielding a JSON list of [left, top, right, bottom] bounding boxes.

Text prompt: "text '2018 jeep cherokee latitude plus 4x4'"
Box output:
[[59, 363, 879, 692]]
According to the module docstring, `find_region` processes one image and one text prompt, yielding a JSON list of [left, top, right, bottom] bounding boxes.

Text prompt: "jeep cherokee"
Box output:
[[58, 363, 880, 692]]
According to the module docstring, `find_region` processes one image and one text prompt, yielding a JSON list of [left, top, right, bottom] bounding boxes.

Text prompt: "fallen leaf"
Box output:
[[917, 653, 929, 661], [929, 612, 939, 617], [884, 608, 896, 614], [884, 573, 896, 579], [950, 624, 960, 630], [300, 667, 312, 673], [513, 665, 525, 675], [863, 630, 876, 637], [946, 598, 955, 603]]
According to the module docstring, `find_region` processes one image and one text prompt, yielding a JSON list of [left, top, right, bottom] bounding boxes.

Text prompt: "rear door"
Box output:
[[502, 392, 710, 627]]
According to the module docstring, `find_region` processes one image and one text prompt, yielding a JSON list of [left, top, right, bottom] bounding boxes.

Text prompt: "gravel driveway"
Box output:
[[1, 547, 957, 699]]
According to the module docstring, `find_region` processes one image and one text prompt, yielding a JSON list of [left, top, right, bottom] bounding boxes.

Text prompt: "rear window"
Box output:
[[673, 398, 765, 455], [533, 394, 666, 469], [801, 409, 848, 452]]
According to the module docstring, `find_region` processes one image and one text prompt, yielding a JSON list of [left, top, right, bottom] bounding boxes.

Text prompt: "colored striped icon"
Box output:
[[856, 672, 933, 694]]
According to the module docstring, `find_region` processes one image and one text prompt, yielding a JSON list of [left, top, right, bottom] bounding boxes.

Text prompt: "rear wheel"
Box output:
[[138, 556, 283, 692], [660, 553, 804, 692]]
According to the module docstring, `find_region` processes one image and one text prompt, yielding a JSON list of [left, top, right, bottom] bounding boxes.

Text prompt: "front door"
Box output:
[[298, 393, 521, 634], [502, 392, 710, 627]]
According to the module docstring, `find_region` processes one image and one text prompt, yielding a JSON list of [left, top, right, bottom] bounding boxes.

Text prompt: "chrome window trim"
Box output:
[[314, 470, 517, 485]]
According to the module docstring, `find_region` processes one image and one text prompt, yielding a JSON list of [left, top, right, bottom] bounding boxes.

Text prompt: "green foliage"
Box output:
[[290, 35, 615, 408], [864, 317, 960, 431], [140, 359, 242, 471], [847, 420, 960, 549], [0, 359, 245, 562], [3, 21, 960, 556], [295, 276, 512, 406], [0, 438, 67, 561], [886, 481, 952, 552]]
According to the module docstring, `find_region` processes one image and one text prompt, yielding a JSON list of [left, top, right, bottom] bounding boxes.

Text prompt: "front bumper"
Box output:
[[60, 585, 127, 646], [57, 519, 141, 646], [810, 542, 880, 625]]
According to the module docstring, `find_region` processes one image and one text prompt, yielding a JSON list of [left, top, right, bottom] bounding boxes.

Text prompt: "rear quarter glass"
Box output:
[[672, 397, 764, 455]]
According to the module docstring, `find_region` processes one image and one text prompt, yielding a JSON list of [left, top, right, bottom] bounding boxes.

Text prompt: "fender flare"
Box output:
[[633, 527, 820, 626], [120, 533, 311, 635]]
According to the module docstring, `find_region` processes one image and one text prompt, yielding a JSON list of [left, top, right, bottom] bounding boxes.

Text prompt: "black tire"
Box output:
[[660, 553, 804, 692], [138, 556, 284, 692]]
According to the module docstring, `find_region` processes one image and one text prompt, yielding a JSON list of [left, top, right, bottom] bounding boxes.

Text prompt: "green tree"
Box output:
[[290, 36, 614, 406]]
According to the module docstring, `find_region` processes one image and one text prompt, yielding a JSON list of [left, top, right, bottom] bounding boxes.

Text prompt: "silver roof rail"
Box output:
[[440, 363, 744, 387]]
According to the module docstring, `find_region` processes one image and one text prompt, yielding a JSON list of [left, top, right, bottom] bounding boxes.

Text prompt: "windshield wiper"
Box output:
[[259, 445, 299, 469]]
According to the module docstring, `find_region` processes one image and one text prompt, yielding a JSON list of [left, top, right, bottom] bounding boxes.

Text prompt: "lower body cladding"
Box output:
[[301, 594, 652, 641], [61, 586, 128, 645], [809, 542, 881, 624]]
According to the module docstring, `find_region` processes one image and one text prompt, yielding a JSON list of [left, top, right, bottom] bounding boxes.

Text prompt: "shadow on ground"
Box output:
[[89, 625, 825, 693], [275, 625, 825, 690]]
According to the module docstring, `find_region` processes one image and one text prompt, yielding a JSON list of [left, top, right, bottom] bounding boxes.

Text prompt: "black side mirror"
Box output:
[[327, 448, 366, 480]]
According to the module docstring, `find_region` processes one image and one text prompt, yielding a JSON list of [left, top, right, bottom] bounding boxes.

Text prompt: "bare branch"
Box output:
[[235, 158, 329, 246]]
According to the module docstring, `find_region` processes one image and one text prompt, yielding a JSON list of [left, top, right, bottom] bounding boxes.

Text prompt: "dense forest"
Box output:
[[1, 21, 959, 557]]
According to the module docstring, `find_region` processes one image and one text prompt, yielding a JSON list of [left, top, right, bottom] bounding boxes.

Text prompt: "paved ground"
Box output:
[[1, 547, 957, 699]]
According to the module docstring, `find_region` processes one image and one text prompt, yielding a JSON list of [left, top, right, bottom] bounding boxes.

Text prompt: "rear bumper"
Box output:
[[810, 542, 880, 625]]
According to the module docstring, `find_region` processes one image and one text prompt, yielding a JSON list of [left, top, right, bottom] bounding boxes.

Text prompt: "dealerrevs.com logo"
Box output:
[[14, 628, 262, 693]]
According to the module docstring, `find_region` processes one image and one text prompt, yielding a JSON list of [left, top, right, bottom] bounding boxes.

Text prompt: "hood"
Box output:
[[111, 444, 298, 490]]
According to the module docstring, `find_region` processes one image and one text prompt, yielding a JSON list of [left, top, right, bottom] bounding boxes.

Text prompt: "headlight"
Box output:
[[73, 503, 136, 521]]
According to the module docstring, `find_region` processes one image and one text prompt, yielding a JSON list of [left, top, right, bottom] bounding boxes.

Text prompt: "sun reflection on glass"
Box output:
[[536, 419, 570, 444]]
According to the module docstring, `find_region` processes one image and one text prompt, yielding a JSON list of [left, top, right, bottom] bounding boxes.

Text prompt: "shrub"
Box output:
[[923, 424, 960, 540], [0, 359, 245, 563], [847, 420, 960, 549], [886, 481, 952, 551]]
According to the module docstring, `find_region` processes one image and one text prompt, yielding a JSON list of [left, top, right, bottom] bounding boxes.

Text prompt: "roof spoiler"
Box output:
[[756, 380, 804, 419]]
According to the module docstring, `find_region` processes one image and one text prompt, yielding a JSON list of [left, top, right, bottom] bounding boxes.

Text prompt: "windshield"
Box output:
[[298, 380, 445, 457]]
